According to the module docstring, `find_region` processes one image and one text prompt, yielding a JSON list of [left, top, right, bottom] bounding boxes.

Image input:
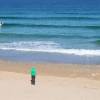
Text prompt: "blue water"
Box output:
[[0, 8, 100, 64]]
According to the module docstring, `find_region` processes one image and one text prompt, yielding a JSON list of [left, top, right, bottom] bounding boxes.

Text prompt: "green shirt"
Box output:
[[31, 67, 36, 76]]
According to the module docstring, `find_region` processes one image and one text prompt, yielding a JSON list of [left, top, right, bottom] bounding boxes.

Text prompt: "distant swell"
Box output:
[[2, 23, 100, 30], [55, 12, 100, 15], [0, 16, 100, 20], [0, 33, 100, 39]]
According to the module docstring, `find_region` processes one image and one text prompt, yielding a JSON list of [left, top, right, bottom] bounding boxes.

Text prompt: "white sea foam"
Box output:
[[0, 41, 100, 56]]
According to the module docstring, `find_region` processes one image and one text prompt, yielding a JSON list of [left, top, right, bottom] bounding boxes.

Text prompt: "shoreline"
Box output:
[[0, 50, 100, 64], [0, 59, 100, 80]]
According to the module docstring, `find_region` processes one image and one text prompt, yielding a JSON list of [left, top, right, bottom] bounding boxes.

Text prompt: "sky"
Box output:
[[0, 0, 100, 9]]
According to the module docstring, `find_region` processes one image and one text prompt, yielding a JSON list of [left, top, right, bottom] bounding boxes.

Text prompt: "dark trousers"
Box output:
[[31, 76, 35, 85]]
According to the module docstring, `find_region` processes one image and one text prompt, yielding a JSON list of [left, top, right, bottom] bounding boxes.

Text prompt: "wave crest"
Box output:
[[0, 16, 100, 20], [2, 23, 100, 30]]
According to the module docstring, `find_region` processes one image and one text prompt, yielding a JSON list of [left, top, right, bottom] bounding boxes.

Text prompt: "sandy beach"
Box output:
[[0, 60, 100, 100]]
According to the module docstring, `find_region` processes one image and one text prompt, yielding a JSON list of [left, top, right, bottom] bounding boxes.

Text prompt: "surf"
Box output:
[[0, 41, 100, 56]]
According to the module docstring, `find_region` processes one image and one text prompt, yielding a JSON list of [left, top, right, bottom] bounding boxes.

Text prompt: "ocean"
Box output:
[[0, 8, 100, 64]]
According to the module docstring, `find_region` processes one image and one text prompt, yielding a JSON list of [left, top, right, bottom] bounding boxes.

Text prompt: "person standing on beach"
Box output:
[[31, 67, 36, 85]]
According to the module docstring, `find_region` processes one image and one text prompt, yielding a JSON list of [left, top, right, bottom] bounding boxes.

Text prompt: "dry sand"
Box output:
[[0, 60, 100, 100]]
